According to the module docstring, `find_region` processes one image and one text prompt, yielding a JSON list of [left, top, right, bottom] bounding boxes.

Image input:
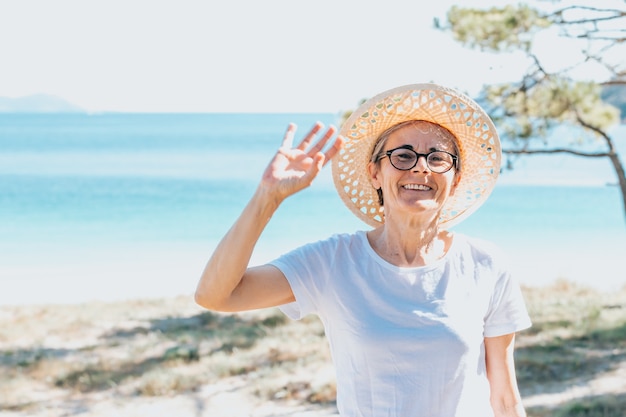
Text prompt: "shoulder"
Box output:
[[273, 230, 367, 262], [321, 230, 365, 245], [452, 233, 511, 273], [454, 233, 506, 258]]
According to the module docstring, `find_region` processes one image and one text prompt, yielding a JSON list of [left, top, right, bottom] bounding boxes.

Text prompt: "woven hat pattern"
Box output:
[[331, 83, 501, 228]]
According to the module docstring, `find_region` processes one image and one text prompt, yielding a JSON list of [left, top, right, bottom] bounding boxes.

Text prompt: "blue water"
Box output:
[[1, 114, 625, 304]]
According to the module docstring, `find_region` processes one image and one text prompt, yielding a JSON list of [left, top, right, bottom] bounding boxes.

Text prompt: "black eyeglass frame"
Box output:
[[377, 146, 458, 174]]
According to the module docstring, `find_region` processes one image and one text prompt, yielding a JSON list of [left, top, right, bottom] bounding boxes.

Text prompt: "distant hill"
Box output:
[[0, 94, 85, 113], [601, 83, 626, 124]]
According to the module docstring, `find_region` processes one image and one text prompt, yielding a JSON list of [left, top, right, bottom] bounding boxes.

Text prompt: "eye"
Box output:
[[429, 153, 446, 162], [393, 150, 415, 161]]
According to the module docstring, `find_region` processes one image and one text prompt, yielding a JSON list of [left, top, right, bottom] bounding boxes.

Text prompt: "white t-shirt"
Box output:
[[270, 231, 532, 417]]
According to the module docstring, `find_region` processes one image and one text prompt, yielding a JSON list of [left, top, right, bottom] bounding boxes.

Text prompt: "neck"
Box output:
[[367, 214, 451, 267]]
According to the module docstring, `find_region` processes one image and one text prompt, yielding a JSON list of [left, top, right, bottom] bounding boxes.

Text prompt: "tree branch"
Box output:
[[601, 80, 626, 86], [549, 5, 625, 25], [575, 111, 616, 153], [503, 148, 612, 158]]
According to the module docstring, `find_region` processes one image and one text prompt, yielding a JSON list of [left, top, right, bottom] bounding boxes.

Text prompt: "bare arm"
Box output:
[[485, 333, 526, 417], [194, 122, 343, 312]]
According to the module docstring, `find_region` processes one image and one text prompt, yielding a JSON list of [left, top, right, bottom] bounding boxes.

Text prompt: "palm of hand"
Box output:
[[263, 147, 317, 197], [261, 123, 343, 201]]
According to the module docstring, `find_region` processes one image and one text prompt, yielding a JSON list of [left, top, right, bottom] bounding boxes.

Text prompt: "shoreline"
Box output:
[[0, 245, 626, 306], [2, 233, 625, 307], [3, 269, 625, 308]]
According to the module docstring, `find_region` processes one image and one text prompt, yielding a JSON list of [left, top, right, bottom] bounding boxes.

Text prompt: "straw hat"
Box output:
[[331, 83, 501, 228]]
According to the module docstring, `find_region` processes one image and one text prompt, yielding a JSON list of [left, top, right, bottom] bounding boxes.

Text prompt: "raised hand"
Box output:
[[261, 122, 343, 202], [197, 122, 342, 312]]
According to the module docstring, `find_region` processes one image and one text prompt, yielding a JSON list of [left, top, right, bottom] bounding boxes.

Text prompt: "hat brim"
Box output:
[[331, 83, 501, 228]]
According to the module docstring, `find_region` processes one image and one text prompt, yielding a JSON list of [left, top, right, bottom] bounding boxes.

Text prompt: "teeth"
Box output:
[[403, 184, 431, 190]]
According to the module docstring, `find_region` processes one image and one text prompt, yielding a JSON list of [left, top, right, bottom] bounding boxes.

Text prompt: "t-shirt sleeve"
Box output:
[[268, 236, 337, 320], [271, 255, 314, 320], [483, 270, 532, 337]]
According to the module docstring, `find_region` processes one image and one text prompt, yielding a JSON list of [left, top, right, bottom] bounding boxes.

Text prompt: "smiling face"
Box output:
[[368, 120, 461, 223]]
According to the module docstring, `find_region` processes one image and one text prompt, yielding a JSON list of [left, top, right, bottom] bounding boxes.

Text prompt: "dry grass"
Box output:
[[519, 280, 626, 417], [1, 280, 625, 417], [0, 296, 334, 416]]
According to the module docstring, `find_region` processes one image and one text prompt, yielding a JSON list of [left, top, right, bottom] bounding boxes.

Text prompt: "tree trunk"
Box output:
[[607, 151, 626, 223]]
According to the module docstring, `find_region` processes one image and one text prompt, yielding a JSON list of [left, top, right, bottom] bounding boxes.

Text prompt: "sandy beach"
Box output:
[[2, 280, 626, 417]]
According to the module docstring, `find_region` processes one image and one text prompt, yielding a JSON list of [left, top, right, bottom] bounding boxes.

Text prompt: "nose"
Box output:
[[412, 155, 429, 172]]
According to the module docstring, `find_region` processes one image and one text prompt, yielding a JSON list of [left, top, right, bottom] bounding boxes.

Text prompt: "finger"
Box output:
[[302, 152, 326, 183], [281, 123, 297, 149], [295, 122, 324, 150], [307, 125, 338, 155], [321, 135, 345, 167]]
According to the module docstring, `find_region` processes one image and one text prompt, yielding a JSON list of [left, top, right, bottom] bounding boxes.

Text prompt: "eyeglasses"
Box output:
[[377, 147, 458, 173]]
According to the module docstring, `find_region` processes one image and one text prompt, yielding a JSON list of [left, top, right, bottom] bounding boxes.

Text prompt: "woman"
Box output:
[[195, 83, 532, 417]]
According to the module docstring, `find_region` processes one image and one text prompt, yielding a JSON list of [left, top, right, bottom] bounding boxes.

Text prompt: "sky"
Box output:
[[0, 0, 620, 113]]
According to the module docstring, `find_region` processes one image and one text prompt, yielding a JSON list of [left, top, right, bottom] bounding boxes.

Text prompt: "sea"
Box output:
[[1, 113, 625, 305]]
